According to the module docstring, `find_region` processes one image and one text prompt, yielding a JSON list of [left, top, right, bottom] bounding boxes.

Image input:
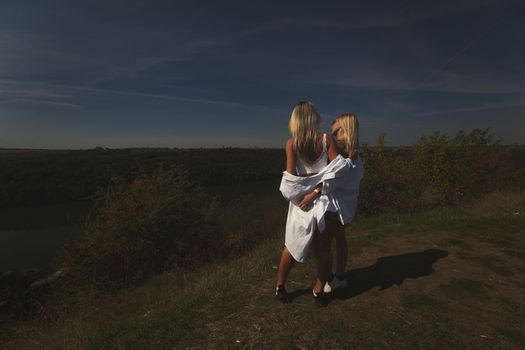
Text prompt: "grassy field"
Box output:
[[2, 191, 524, 349]]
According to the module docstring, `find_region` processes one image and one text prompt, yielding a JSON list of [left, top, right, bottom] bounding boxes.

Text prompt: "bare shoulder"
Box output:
[[285, 138, 297, 174]]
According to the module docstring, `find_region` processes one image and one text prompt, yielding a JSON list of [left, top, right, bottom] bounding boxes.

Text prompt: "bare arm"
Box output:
[[298, 184, 322, 211], [327, 135, 340, 161], [285, 138, 297, 175], [347, 149, 359, 160]]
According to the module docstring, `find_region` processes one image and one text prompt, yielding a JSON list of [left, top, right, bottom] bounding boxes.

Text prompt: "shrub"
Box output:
[[57, 165, 222, 289], [412, 128, 506, 206], [358, 134, 416, 215], [357, 128, 516, 215]]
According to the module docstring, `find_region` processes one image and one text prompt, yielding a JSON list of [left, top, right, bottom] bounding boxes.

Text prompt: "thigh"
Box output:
[[332, 221, 346, 244], [313, 212, 337, 249]]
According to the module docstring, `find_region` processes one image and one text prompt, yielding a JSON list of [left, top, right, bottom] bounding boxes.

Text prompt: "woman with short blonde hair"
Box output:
[[332, 113, 359, 157], [323, 113, 363, 293]]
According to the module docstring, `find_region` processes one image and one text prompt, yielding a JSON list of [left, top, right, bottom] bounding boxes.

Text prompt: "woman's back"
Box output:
[[295, 133, 328, 176], [286, 132, 338, 176]]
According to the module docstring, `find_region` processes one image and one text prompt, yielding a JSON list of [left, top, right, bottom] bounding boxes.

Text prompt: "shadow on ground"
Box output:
[[286, 248, 449, 303], [336, 248, 449, 300]]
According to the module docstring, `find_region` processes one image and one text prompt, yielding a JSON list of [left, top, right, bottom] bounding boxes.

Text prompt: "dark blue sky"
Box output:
[[1, 0, 524, 148]]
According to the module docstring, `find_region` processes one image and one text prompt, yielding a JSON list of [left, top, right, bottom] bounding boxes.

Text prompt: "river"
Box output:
[[0, 178, 281, 273], [0, 201, 93, 272]]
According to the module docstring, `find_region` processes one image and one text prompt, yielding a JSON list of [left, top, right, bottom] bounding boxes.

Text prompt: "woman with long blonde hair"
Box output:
[[276, 101, 341, 307]]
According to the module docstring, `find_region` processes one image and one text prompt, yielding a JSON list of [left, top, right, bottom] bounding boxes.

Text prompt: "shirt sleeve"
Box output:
[[321, 158, 356, 194]]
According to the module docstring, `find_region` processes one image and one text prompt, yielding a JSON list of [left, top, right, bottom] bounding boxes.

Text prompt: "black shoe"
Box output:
[[313, 290, 329, 307], [276, 285, 290, 304]]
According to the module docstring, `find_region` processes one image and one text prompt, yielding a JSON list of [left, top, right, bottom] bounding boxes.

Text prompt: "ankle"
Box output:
[[276, 285, 290, 303], [312, 289, 328, 307], [312, 289, 323, 296]]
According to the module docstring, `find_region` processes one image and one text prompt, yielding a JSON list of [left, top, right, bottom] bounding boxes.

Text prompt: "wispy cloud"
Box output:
[[126, 0, 517, 73], [304, 60, 525, 95], [0, 78, 288, 113], [0, 79, 83, 109], [5, 98, 83, 109], [1, 1, 519, 88], [409, 95, 525, 117]]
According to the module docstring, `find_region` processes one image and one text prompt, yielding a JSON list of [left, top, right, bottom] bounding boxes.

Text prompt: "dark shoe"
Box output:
[[276, 285, 290, 303], [312, 290, 329, 307]]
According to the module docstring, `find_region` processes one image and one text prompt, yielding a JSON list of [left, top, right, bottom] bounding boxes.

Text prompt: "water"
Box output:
[[0, 201, 92, 272], [0, 179, 282, 273]]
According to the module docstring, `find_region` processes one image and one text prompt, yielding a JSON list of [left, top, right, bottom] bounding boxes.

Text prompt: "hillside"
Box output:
[[2, 191, 524, 349]]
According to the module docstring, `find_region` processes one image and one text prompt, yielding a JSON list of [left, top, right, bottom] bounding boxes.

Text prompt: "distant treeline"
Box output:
[[0, 148, 285, 207], [1, 130, 524, 210]]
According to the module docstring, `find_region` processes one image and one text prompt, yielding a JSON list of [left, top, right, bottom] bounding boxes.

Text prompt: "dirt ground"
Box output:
[[196, 225, 525, 349]]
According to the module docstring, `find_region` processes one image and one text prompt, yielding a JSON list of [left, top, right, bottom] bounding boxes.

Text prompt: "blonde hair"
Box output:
[[289, 101, 321, 164], [336, 113, 359, 155]]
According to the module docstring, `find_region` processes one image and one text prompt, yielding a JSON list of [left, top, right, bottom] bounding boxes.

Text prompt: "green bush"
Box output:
[[413, 128, 504, 207], [57, 165, 222, 289], [357, 128, 518, 215], [358, 133, 417, 214]]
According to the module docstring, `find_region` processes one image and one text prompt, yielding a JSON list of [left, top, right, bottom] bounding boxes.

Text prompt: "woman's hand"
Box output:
[[349, 149, 359, 160], [298, 190, 320, 211]]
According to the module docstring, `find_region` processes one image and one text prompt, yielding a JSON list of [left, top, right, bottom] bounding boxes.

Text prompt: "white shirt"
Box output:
[[322, 155, 364, 225], [279, 155, 364, 262]]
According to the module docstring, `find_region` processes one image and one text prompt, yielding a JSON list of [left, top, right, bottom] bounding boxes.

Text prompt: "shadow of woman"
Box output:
[[335, 248, 449, 300]]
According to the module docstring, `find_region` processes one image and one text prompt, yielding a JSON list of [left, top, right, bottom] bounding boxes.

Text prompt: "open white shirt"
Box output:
[[279, 154, 364, 262]]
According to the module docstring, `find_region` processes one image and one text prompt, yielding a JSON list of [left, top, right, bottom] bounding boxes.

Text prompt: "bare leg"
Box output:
[[276, 246, 295, 287], [312, 220, 334, 293], [333, 223, 348, 276]]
